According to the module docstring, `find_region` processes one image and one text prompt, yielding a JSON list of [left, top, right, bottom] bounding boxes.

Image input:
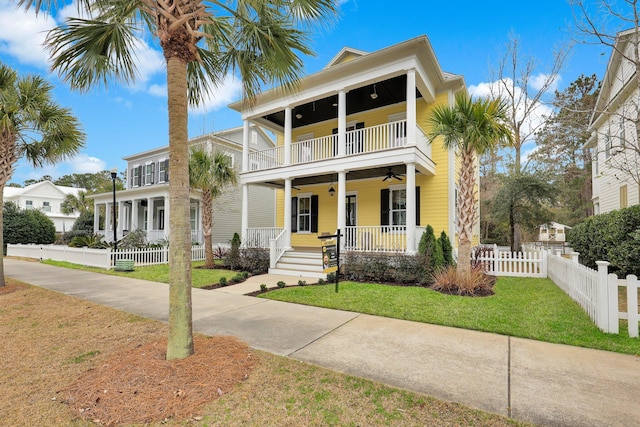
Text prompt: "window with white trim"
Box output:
[[298, 195, 311, 232], [132, 166, 141, 187], [390, 188, 406, 226], [144, 163, 154, 185], [604, 131, 611, 159], [42, 201, 51, 212], [26, 200, 33, 209], [158, 159, 168, 183]]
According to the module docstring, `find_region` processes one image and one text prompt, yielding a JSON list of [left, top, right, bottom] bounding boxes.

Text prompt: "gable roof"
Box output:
[[324, 47, 369, 69], [589, 28, 639, 131], [3, 181, 84, 199]]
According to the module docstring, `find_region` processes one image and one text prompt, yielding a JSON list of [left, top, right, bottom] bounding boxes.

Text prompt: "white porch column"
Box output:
[[284, 178, 292, 248], [337, 89, 346, 156], [406, 162, 417, 254], [242, 120, 250, 172], [337, 170, 346, 250], [94, 205, 100, 233], [146, 198, 153, 233], [284, 107, 292, 166], [241, 183, 249, 244], [105, 202, 112, 237], [131, 199, 138, 230], [406, 69, 417, 144], [117, 201, 124, 236]]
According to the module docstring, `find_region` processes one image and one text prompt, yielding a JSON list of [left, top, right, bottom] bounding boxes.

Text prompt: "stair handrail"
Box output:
[[269, 229, 287, 268]]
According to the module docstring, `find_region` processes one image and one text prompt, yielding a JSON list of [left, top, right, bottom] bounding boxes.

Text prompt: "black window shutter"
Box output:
[[151, 163, 155, 184], [291, 197, 298, 233], [138, 165, 142, 186], [311, 195, 319, 233], [164, 159, 169, 182], [130, 168, 134, 187], [415, 186, 421, 226], [380, 189, 390, 226]]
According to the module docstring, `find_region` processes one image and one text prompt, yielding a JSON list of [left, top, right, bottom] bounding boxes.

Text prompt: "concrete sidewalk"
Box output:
[[5, 258, 640, 427]]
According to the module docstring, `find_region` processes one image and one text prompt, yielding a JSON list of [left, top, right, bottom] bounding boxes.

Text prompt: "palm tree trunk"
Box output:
[[166, 56, 194, 360], [202, 189, 215, 269], [0, 189, 5, 287], [457, 149, 477, 275]]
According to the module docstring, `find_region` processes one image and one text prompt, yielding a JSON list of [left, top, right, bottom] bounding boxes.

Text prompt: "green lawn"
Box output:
[[42, 259, 234, 288], [261, 277, 640, 356]]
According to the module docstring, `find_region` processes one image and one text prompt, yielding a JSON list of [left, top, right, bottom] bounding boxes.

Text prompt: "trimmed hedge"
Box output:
[[343, 252, 432, 285], [568, 205, 640, 277], [3, 202, 55, 246]]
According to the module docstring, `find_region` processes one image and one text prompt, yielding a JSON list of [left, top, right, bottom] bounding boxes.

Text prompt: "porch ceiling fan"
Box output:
[[382, 167, 403, 181]]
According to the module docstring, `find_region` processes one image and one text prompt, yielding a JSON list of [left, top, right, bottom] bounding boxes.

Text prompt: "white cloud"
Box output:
[[468, 78, 554, 143], [0, 4, 55, 69], [130, 38, 165, 87], [190, 74, 243, 114], [114, 97, 133, 110], [529, 73, 561, 93], [68, 154, 106, 174], [148, 84, 167, 97]]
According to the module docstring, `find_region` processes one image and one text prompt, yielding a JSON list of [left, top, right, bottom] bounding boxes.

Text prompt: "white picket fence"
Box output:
[[7, 243, 207, 269], [473, 247, 547, 278]]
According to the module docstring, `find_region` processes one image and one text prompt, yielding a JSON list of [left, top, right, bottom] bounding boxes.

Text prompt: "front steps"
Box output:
[[269, 248, 327, 279]]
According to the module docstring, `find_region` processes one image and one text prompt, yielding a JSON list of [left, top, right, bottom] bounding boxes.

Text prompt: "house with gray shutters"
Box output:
[[91, 125, 276, 246]]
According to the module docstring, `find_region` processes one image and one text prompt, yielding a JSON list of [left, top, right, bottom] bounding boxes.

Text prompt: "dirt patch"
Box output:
[[62, 336, 254, 426], [0, 279, 29, 295]]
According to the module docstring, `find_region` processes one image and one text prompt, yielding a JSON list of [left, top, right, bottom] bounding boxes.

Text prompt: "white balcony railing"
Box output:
[[344, 226, 411, 253], [247, 120, 430, 172]]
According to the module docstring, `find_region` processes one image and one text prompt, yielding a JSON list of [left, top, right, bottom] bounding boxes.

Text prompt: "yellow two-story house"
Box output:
[[230, 36, 469, 277]]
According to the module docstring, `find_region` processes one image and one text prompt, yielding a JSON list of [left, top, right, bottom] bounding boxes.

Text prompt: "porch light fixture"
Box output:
[[370, 84, 378, 100], [328, 184, 336, 196], [110, 168, 118, 250]]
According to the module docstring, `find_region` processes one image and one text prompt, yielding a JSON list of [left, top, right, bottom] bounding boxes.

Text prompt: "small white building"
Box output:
[[3, 181, 85, 233], [538, 222, 571, 243]]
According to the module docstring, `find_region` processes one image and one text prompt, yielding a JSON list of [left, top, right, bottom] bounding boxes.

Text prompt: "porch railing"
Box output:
[[245, 227, 284, 248], [345, 226, 411, 252], [248, 120, 431, 172]]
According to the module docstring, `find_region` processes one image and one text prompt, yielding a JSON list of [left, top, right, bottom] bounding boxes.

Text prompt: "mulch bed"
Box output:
[[60, 335, 255, 426]]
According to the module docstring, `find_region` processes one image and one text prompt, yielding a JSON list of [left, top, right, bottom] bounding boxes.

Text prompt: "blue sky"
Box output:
[[0, 0, 613, 185]]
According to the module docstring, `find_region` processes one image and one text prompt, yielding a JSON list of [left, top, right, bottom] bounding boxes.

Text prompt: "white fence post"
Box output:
[[541, 250, 548, 277], [627, 275, 639, 338], [607, 273, 620, 334], [596, 261, 610, 332], [570, 252, 580, 264], [493, 246, 500, 275]]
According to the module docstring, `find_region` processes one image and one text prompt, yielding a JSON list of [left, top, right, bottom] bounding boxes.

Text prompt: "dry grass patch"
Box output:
[[1, 278, 530, 427]]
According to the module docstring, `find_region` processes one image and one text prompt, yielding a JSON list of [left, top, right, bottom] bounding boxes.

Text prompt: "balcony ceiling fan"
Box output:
[[382, 167, 403, 181]]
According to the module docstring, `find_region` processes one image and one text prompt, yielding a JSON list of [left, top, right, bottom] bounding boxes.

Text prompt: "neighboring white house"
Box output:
[[91, 125, 277, 246], [538, 222, 570, 243], [3, 181, 85, 233], [587, 28, 640, 215]]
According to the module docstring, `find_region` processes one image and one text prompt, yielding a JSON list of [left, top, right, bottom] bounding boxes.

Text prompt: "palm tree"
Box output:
[[189, 146, 237, 269], [428, 93, 512, 276], [61, 190, 92, 215], [0, 63, 85, 287], [16, 0, 337, 359]]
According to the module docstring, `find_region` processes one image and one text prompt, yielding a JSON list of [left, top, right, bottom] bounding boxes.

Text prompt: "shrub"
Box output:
[[71, 211, 94, 233], [213, 245, 229, 260], [119, 229, 146, 249], [277, 281, 286, 288], [239, 247, 269, 275], [388, 253, 432, 285], [61, 229, 91, 244], [438, 231, 454, 267], [326, 272, 336, 283], [3, 202, 55, 246], [260, 284, 268, 292], [317, 278, 325, 285], [232, 273, 244, 283], [418, 225, 444, 271], [298, 280, 306, 286], [569, 205, 640, 276], [225, 233, 242, 270], [431, 265, 495, 297], [219, 277, 228, 287], [69, 234, 107, 248], [343, 252, 432, 284]]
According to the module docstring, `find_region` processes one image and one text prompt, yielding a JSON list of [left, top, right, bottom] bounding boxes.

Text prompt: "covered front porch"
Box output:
[[93, 188, 204, 245]]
